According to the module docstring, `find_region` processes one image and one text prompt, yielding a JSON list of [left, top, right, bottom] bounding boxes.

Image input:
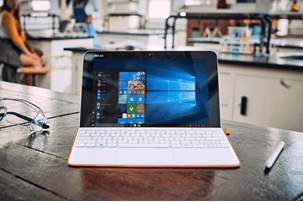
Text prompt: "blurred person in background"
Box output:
[[73, 0, 103, 47], [0, 0, 42, 84]]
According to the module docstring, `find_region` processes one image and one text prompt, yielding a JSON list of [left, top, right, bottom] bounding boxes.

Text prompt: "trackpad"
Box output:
[[117, 149, 174, 165]]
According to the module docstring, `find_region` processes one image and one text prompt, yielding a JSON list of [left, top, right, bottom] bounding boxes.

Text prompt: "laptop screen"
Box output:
[[80, 51, 220, 128]]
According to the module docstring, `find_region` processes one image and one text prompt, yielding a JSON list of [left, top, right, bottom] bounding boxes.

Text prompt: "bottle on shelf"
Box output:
[[217, 0, 229, 9]]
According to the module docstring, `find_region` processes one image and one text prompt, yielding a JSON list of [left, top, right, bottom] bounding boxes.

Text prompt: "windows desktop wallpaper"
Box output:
[[94, 59, 209, 125]]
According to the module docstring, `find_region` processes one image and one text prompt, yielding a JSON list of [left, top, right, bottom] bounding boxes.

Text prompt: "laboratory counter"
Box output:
[[96, 30, 175, 48], [188, 37, 303, 50], [26, 35, 93, 41], [187, 37, 303, 71], [97, 30, 169, 36], [64, 46, 303, 71]]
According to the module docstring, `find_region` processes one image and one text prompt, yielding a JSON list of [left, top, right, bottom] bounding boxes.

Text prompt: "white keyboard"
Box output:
[[74, 128, 230, 148]]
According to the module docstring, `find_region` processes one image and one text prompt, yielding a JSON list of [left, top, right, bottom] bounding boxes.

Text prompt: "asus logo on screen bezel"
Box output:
[[94, 55, 104, 57]]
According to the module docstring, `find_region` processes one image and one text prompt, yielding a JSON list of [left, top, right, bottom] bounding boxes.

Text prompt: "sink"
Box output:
[[280, 55, 303, 60]]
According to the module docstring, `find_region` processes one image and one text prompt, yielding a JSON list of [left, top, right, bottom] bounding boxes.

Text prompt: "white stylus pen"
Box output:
[[265, 141, 285, 169]]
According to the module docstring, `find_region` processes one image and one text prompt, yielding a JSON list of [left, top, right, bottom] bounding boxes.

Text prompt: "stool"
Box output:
[[17, 67, 50, 86]]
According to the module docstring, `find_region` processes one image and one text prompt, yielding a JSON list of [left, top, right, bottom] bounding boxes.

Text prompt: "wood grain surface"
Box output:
[[0, 81, 80, 128], [0, 81, 303, 200]]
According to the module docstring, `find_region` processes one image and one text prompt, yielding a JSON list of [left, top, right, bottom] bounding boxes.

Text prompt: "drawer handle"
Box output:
[[280, 79, 291, 89], [240, 96, 247, 116]]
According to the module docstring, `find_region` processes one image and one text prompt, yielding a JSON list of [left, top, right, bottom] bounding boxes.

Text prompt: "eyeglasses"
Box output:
[[0, 97, 49, 133]]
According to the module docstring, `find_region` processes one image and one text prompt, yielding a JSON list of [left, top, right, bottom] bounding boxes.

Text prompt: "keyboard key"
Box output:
[[139, 140, 149, 144], [141, 134, 150, 137], [84, 140, 96, 144], [77, 137, 89, 140], [201, 141, 212, 144], [171, 144, 182, 148], [75, 143, 85, 147], [128, 140, 138, 144], [96, 143, 106, 148], [182, 144, 192, 148], [207, 137, 219, 140], [213, 134, 225, 137], [107, 144, 117, 148], [150, 140, 159, 144], [213, 144, 222, 148], [86, 143, 96, 147], [117, 144, 170, 148], [205, 144, 214, 148], [222, 144, 230, 148], [159, 141, 170, 144], [79, 133, 90, 137], [193, 144, 205, 148], [107, 140, 117, 144]]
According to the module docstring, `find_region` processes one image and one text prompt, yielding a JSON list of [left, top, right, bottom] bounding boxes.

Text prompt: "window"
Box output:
[[0, 0, 50, 12], [31, 0, 50, 11], [184, 0, 202, 6], [148, 0, 171, 19], [148, 77, 196, 105], [166, 79, 196, 104]]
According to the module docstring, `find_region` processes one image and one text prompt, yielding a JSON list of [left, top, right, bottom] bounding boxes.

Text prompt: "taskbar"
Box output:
[[92, 123, 209, 127]]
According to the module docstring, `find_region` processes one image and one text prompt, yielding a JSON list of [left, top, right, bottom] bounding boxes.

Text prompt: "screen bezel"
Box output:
[[80, 50, 220, 128]]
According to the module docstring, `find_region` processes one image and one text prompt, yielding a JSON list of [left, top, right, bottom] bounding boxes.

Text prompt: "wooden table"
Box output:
[[1, 81, 303, 201]]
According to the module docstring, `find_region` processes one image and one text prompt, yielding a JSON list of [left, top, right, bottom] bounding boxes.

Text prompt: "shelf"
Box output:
[[107, 0, 138, 4], [178, 3, 267, 14]]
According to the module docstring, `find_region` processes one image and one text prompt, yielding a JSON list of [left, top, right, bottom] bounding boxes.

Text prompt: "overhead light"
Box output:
[[180, 12, 187, 17], [184, 0, 201, 6], [31, 1, 50, 11]]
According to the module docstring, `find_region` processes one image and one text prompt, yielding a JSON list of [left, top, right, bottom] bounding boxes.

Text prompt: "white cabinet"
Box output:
[[263, 78, 303, 131], [218, 72, 234, 121], [219, 63, 303, 132], [232, 75, 269, 126]]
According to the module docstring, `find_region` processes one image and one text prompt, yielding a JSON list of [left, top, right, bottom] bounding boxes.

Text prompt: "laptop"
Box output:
[[68, 50, 241, 167]]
